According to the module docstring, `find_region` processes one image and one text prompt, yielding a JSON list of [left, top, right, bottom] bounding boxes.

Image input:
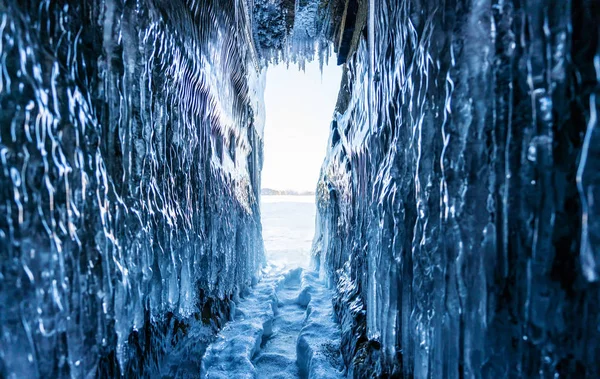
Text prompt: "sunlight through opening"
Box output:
[[261, 60, 343, 269]]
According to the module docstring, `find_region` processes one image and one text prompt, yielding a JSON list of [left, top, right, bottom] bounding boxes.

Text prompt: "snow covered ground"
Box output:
[[201, 265, 345, 378], [201, 196, 346, 378]]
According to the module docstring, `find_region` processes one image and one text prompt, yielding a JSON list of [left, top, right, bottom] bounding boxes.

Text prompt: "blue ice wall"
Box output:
[[0, 0, 265, 376], [313, 0, 600, 377]]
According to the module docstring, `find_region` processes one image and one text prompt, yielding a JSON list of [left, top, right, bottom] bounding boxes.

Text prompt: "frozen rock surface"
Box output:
[[0, 0, 267, 376], [314, 0, 600, 377]]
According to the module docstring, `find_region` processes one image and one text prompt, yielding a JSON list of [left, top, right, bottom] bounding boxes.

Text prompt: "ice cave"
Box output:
[[0, 0, 599, 378]]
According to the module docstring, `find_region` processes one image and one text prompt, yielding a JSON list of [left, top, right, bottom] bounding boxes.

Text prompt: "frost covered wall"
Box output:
[[0, 0, 265, 376], [314, 0, 600, 377]]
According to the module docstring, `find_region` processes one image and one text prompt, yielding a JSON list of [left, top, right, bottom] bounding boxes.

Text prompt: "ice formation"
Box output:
[[313, 0, 600, 377], [0, 0, 266, 376], [1, 0, 599, 378]]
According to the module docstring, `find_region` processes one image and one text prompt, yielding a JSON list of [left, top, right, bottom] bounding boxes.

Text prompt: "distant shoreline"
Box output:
[[261, 188, 315, 196]]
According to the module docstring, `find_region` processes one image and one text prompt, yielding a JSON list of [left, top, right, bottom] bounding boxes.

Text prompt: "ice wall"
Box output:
[[314, 0, 600, 377], [0, 0, 265, 376]]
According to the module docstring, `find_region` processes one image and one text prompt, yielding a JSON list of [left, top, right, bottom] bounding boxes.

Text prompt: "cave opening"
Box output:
[[260, 59, 342, 269]]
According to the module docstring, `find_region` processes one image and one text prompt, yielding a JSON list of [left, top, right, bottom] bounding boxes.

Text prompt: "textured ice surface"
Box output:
[[0, 0, 266, 376], [313, 0, 600, 377], [0, 0, 338, 376], [201, 266, 345, 379]]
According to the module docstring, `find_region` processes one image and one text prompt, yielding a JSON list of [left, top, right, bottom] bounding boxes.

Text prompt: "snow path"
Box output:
[[201, 265, 346, 378]]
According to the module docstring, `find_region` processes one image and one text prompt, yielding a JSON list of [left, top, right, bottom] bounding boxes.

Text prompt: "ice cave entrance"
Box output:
[[260, 59, 342, 270]]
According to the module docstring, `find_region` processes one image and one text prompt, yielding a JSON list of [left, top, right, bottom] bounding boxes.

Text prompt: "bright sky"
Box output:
[[262, 60, 343, 192]]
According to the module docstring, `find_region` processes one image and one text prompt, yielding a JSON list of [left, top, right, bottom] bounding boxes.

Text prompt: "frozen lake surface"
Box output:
[[260, 196, 316, 269]]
